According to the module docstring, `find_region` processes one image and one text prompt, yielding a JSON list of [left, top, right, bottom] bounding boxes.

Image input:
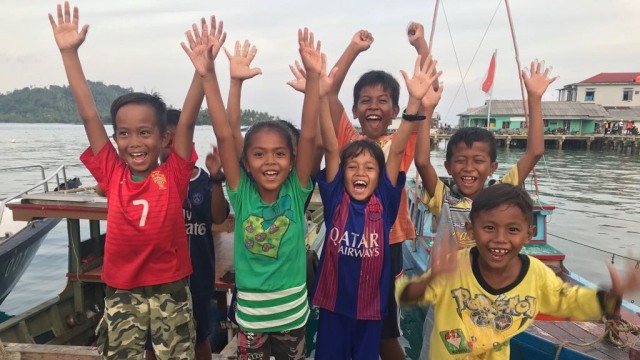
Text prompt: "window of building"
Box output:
[[502, 121, 510, 129], [623, 88, 633, 101], [584, 89, 595, 101]]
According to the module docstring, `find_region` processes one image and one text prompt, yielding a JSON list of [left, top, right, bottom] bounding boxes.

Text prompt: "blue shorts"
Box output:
[[145, 293, 212, 350], [315, 308, 382, 360], [381, 242, 403, 339]]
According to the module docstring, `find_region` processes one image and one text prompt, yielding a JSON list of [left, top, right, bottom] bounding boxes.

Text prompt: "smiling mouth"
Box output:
[[352, 180, 369, 194], [130, 152, 147, 164], [366, 115, 383, 129], [460, 176, 477, 185], [264, 170, 278, 180], [488, 248, 510, 260]]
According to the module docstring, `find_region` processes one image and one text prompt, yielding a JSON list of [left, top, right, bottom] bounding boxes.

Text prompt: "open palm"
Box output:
[[182, 16, 226, 77], [225, 40, 262, 81], [48, 2, 88, 51]]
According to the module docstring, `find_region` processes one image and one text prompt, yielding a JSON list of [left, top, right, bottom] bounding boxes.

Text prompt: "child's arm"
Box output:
[[224, 40, 263, 159], [49, 2, 109, 154], [296, 28, 322, 188], [319, 55, 339, 182], [407, 22, 439, 92], [182, 16, 240, 190], [517, 60, 557, 184], [414, 81, 444, 198], [399, 221, 457, 303], [286, 59, 325, 178], [388, 55, 441, 186], [173, 71, 204, 160], [206, 145, 229, 225], [328, 30, 374, 134]]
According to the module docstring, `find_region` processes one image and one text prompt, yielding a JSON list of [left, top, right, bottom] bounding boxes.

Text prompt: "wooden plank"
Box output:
[[2, 343, 100, 359]]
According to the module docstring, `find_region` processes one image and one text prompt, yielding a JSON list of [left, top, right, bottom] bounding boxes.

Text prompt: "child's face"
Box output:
[[352, 84, 399, 140], [444, 141, 498, 200], [343, 150, 380, 202], [466, 204, 534, 274], [113, 103, 168, 177], [244, 130, 293, 203]]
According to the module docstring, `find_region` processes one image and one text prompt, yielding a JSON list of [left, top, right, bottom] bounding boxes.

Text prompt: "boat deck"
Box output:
[[526, 320, 640, 359]]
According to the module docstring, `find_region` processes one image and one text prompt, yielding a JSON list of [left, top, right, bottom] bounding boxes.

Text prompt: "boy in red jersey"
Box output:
[[48, 3, 219, 358]]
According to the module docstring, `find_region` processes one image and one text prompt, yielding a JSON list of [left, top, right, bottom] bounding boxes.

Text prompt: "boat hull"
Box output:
[[0, 217, 61, 305]]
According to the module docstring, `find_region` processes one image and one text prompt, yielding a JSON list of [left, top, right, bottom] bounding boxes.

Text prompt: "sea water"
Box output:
[[1, 123, 639, 357]]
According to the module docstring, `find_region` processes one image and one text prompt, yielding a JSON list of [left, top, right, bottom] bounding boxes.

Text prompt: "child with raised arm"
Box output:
[[313, 54, 440, 360], [183, 23, 322, 359], [49, 2, 211, 358], [313, 24, 434, 359], [143, 109, 229, 360], [415, 60, 557, 248], [397, 183, 640, 359]]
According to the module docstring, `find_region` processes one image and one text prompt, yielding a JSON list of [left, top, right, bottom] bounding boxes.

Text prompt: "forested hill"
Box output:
[[0, 81, 131, 124], [0, 82, 282, 126]]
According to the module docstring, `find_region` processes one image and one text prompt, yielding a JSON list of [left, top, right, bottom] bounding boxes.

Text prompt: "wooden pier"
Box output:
[[430, 133, 640, 154]]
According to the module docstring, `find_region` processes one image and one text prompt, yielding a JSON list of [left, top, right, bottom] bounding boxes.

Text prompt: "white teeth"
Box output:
[[265, 171, 277, 175], [366, 115, 381, 120], [490, 249, 509, 255], [354, 180, 367, 186]]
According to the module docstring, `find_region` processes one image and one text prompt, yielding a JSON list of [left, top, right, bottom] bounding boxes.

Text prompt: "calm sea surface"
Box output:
[[1, 123, 639, 357]]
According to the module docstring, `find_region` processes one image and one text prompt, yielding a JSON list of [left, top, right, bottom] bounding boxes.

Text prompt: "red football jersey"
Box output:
[[81, 143, 196, 289]]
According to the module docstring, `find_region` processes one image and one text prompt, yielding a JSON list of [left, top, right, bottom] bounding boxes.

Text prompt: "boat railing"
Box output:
[[0, 164, 69, 224]]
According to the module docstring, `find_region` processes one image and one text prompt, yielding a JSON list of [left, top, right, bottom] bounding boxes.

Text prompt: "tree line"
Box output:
[[0, 81, 281, 126]]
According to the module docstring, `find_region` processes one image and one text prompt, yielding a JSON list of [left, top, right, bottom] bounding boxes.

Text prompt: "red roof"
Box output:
[[579, 73, 640, 84]]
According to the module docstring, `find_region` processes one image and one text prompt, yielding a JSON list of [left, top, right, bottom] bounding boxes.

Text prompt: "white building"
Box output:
[[558, 73, 640, 107]]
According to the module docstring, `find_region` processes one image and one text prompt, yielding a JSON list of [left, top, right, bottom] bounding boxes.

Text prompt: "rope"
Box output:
[[428, 0, 440, 50], [441, 0, 502, 123], [0, 338, 6, 360], [548, 232, 640, 264], [440, 0, 471, 108], [553, 316, 640, 360]]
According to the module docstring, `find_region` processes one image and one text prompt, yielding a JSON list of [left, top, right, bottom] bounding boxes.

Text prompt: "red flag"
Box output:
[[482, 50, 497, 94]]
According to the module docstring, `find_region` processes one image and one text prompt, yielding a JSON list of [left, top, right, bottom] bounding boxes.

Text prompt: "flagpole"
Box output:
[[487, 89, 492, 128]]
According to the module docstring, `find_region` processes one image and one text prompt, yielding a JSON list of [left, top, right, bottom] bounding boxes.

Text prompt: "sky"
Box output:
[[2, 0, 639, 125]]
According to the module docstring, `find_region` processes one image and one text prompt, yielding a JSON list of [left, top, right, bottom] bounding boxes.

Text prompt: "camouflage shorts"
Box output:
[[96, 279, 196, 360], [237, 325, 306, 360]]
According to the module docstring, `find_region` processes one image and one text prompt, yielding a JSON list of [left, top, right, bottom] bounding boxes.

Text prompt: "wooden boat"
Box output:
[[0, 187, 325, 359], [402, 178, 640, 359], [0, 165, 80, 305]]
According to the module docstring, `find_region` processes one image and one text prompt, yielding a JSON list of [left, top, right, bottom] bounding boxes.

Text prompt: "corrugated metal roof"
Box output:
[[458, 100, 612, 120], [606, 107, 640, 121], [579, 72, 640, 84]]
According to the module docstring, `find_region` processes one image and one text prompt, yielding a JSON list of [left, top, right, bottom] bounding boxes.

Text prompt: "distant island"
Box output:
[[0, 81, 281, 126]]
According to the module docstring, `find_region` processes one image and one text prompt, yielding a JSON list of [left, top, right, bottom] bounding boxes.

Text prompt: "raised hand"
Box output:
[[224, 40, 262, 82], [608, 262, 640, 299], [206, 145, 223, 176], [286, 60, 306, 93], [48, 1, 89, 52], [351, 30, 374, 53], [401, 54, 442, 101], [421, 81, 444, 110], [522, 59, 558, 98], [298, 28, 322, 75], [181, 16, 227, 77], [407, 22, 425, 48]]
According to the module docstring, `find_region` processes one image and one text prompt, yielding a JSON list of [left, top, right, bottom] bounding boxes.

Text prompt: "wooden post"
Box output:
[[1, 343, 100, 359]]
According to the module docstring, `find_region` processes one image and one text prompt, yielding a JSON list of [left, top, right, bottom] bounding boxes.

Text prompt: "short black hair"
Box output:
[[242, 121, 295, 163], [446, 127, 497, 162], [110, 92, 167, 134], [340, 140, 385, 172], [166, 109, 181, 128], [278, 120, 300, 144], [353, 70, 400, 107], [470, 183, 534, 224]]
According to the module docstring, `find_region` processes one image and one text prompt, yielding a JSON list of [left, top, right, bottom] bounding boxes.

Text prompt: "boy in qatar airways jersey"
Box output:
[[49, 3, 224, 358], [312, 53, 440, 359]]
